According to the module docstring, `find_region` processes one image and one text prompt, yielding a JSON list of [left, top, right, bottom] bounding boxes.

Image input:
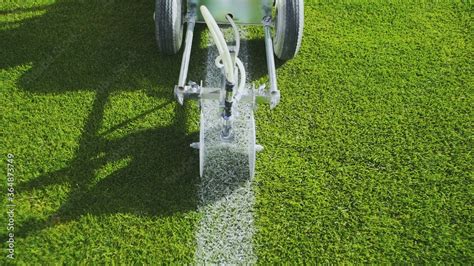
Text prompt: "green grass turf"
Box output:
[[1, 0, 472, 263]]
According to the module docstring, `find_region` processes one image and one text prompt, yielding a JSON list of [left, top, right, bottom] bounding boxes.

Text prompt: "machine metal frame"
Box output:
[[175, 0, 280, 109]]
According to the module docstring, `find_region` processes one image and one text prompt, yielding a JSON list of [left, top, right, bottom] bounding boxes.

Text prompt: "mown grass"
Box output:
[[1, 0, 472, 263], [1, 0, 205, 263], [253, 1, 472, 263]]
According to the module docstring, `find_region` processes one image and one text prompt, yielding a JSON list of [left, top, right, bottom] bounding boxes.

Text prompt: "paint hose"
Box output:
[[200, 5, 235, 84]]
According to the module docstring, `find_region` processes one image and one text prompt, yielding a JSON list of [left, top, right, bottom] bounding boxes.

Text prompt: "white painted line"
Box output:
[[195, 29, 257, 264]]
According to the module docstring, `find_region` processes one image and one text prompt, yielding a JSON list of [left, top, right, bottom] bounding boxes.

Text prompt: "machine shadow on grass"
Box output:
[[1, 0, 281, 239]]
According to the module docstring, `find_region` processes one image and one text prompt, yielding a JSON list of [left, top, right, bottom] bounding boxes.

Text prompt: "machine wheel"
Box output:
[[273, 0, 304, 60], [155, 0, 184, 55]]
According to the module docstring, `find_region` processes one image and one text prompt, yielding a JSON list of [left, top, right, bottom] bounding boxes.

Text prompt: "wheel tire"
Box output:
[[155, 0, 184, 55], [273, 0, 304, 60]]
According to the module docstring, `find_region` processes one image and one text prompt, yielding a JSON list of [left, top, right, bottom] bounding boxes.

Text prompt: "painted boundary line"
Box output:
[[195, 30, 257, 264]]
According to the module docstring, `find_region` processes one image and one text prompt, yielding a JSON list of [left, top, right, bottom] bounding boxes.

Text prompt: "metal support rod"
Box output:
[[263, 17, 278, 94], [263, 16, 280, 109], [178, 14, 196, 88]]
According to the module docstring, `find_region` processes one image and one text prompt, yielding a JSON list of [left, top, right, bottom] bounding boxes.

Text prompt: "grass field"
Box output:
[[1, 0, 472, 263]]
